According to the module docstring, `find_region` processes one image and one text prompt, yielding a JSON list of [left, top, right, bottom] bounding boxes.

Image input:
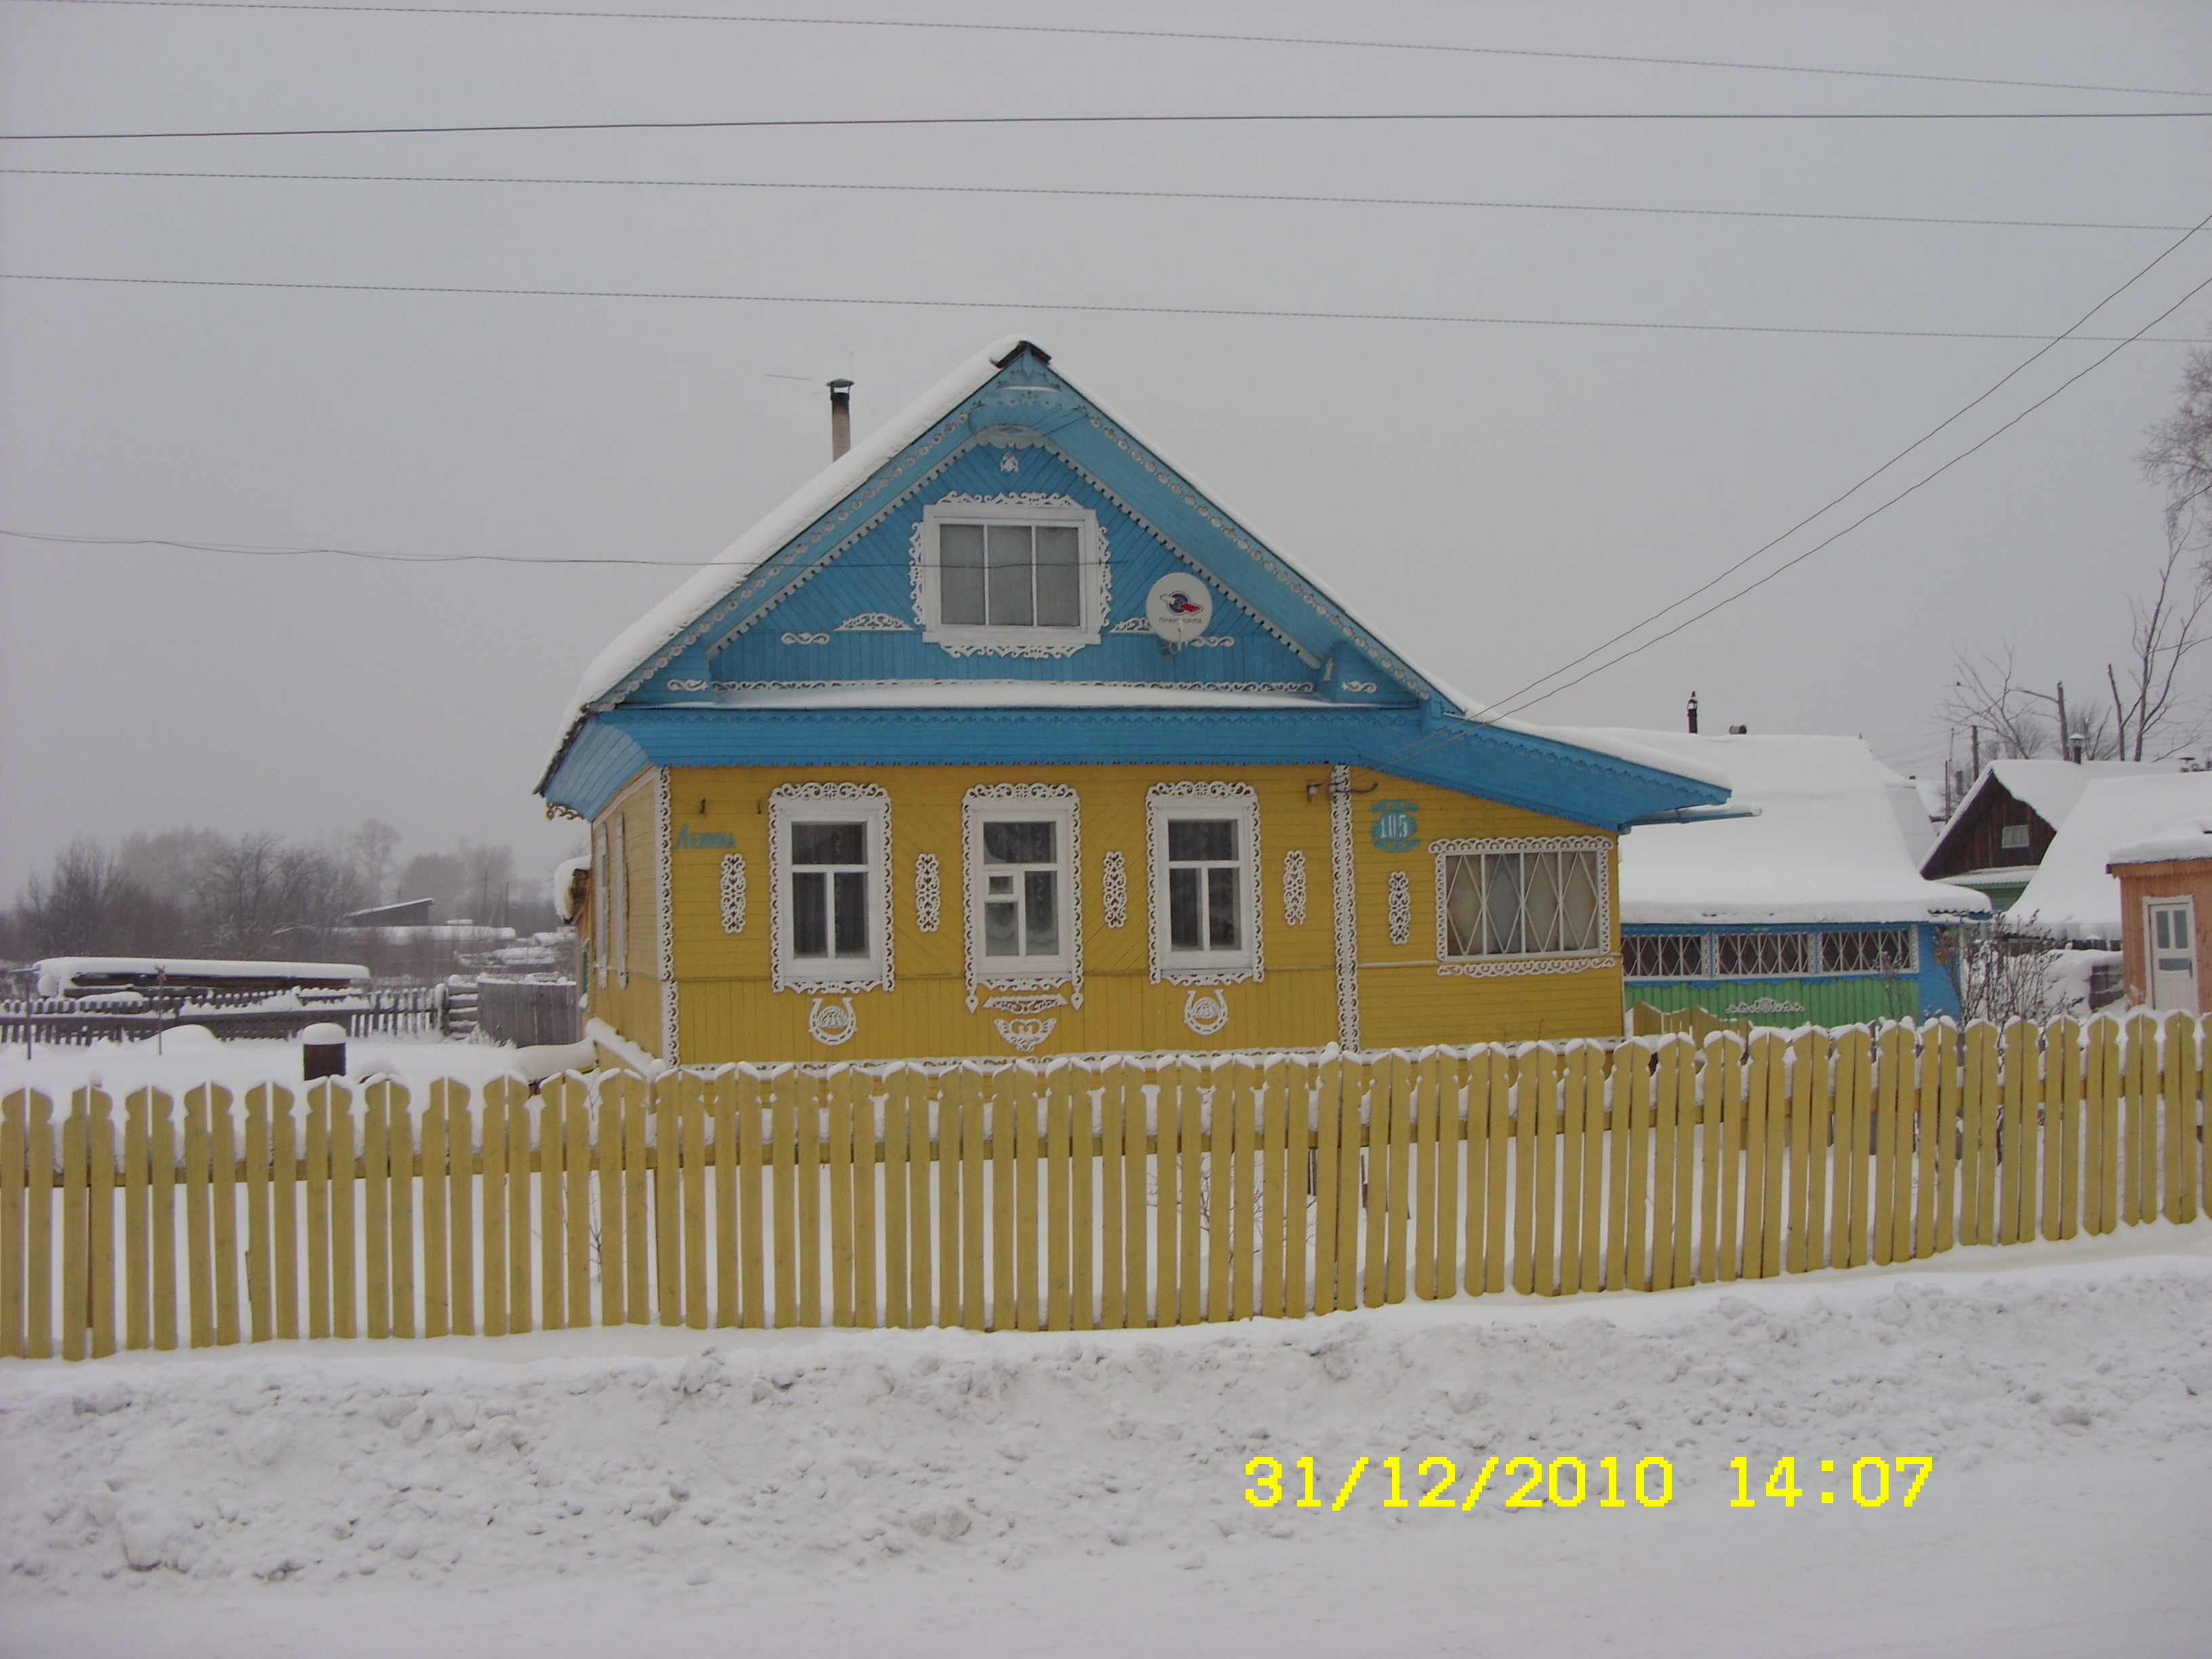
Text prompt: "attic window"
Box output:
[[917, 498, 1104, 654]]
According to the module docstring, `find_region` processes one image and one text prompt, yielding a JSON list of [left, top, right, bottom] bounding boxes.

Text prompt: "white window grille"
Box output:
[[1624, 933, 1708, 979], [916, 498, 1105, 654], [768, 785, 891, 994], [1817, 928, 1916, 975], [1715, 932, 1812, 977], [1437, 842, 1608, 962], [963, 785, 1082, 1007], [1147, 783, 1261, 982]]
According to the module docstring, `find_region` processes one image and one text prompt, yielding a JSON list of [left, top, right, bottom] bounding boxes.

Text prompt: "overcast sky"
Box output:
[[3, 0, 2207, 903]]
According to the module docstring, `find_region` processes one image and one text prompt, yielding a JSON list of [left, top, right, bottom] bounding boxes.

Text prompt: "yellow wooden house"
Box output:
[[540, 340, 1729, 1064]]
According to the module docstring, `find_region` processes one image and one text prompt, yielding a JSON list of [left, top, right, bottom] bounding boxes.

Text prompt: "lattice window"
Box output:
[[1437, 843, 1607, 961], [1624, 933, 1706, 979], [1818, 927, 1914, 975], [1715, 931, 1812, 977]]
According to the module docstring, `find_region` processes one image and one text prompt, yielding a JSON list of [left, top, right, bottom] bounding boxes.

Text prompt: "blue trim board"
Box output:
[[544, 704, 1726, 832]]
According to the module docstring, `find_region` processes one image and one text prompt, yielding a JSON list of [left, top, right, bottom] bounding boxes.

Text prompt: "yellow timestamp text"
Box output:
[[1242, 1455, 1933, 1511]]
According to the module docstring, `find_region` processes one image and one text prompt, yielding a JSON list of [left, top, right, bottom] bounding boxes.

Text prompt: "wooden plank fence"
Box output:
[[1, 1015, 2203, 1359]]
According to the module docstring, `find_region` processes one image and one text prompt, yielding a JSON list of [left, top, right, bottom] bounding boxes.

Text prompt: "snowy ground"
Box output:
[[0, 1031, 567, 1103], [4, 1223, 2209, 1658]]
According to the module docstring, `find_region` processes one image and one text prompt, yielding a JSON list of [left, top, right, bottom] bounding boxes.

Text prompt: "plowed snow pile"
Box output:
[[5, 1227, 2211, 1658]]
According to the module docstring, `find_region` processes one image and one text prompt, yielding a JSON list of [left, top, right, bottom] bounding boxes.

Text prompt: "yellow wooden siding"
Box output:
[[583, 773, 668, 1058], [579, 760, 1631, 1065]]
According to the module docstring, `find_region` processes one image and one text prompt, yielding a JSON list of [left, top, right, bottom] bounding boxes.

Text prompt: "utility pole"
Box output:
[[1970, 724, 1981, 778], [2055, 681, 2071, 762]]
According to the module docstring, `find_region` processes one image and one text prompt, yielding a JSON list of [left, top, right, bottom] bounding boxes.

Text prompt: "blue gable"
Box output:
[[543, 340, 1727, 829]]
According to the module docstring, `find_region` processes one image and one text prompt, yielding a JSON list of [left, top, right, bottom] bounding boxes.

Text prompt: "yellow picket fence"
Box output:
[[1, 1015, 2204, 1359]]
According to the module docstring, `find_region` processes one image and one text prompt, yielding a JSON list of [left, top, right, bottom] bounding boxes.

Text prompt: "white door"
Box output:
[[2148, 897, 2198, 1013]]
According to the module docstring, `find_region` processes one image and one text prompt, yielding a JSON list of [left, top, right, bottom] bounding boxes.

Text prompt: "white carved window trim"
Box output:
[[612, 811, 630, 989], [1101, 851, 1129, 928], [1147, 781, 1264, 987], [718, 853, 747, 934], [912, 495, 1107, 657], [914, 852, 943, 933], [768, 783, 894, 995], [1387, 869, 1412, 945], [962, 783, 1083, 1010], [592, 825, 610, 985], [1282, 848, 1308, 928], [1431, 835, 1616, 979]]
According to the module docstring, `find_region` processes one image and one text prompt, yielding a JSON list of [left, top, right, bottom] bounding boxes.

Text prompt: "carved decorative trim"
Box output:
[[984, 992, 1067, 1015], [1107, 616, 1153, 634], [1282, 849, 1308, 928], [1430, 834, 1614, 980], [808, 996, 858, 1046], [994, 1017, 1057, 1053], [664, 678, 710, 692], [710, 678, 1316, 695], [909, 493, 1109, 657], [1388, 869, 1413, 945], [962, 783, 1083, 1011], [837, 612, 912, 632], [914, 852, 942, 933], [1183, 988, 1231, 1037], [1187, 636, 1237, 649], [1101, 851, 1129, 928], [767, 783, 893, 996], [655, 769, 677, 1063], [1145, 781, 1263, 988], [1330, 764, 1360, 1050], [779, 632, 831, 646], [718, 853, 747, 935]]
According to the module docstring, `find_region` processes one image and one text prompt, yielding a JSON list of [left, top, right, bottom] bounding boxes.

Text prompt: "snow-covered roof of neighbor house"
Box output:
[[2012, 774, 2212, 938], [1562, 730, 1994, 925], [32, 958, 372, 994], [2108, 817, 2212, 867], [1925, 758, 2184, 871], [562, 340, 1025, 734]]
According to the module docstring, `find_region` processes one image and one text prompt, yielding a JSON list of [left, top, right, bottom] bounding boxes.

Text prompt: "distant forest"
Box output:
[[1, 822, 568, 963]]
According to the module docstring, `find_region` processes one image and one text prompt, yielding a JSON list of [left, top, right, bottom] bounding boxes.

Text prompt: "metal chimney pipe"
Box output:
[[827, 378, 853, 461], [1685, 691, 1700, 735]]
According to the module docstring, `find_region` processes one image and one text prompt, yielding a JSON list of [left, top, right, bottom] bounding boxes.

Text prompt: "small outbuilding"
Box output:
[[1565, 730, 1991, 1026], [1920, 759, 2179, 911], [2108, 819, 2212, 1014]]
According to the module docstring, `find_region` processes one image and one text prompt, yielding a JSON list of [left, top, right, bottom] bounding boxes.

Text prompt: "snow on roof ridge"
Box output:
[[561, 338, 1031, 727], [2013, 773, 2212, 937], [2108, 816, 2212, 866]]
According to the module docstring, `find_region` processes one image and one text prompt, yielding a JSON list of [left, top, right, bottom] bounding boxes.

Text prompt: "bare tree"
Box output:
[[2105, 523, 2212, 760], [1953, 917, 2074, 1025], [7, 838, 190, 958], [346, 818, 403, 909], [1938, 644, 2057, 760], [2140, 331, 2212, 559]]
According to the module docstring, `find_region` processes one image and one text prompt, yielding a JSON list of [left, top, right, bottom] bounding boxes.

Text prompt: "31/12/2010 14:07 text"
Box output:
[[1243, 1456, 1934, 1511]]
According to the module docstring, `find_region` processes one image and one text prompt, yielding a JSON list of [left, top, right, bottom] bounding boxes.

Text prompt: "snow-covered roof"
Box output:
[[2014, 774, 2212, 937], [33, 958, 372, 994], [1925, 759, 2183, 874], [1563, 730, 1993, 925], [561, 339, 1025, 735], [2108, 817, 2212, 867]]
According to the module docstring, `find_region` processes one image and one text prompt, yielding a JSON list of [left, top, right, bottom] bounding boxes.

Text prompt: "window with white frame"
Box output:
[[964, 788, 1080, 991], [1147, 783, 1261, 979], [1624, 933, 1707, 980], [769, 785, 890, 991], [917, 498, 1104, 653], [1437, 841, 1607, 962]]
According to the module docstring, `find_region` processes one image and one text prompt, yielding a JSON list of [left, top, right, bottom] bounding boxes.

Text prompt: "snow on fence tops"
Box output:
[[1563, 730, 1990, 926], [2015, 773, 2212, 940]]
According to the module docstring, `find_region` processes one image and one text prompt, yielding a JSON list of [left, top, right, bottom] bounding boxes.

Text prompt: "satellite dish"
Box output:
[[1145, 574, 1213, 645]]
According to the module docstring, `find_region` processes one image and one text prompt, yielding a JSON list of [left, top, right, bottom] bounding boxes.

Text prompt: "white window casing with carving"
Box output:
[[612, 812, 630, 988], [593, 825, 610, 983], [913, 495, 1107, 656], [1432, 836, 1614, 978], [768, 783, 893, 994], [964, 783, 1083, 1010], [1147, 781, 1263, 986]]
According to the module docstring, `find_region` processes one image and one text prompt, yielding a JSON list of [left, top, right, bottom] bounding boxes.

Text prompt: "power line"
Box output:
[[16, 0, 2211, 102], [3, 166, 2189, 234], [1471, 207, 2212, 718], [1486, 267, 2212, 721], [7, 110, 2211, 142], [2, 270, 2198, 343], [0, 529, 729, 565]]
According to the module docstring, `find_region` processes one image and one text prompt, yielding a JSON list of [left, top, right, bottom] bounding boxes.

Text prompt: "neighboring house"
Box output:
[[537, 338, 1730, 1065], [1920, 759, 2181, 910], [2010, 773, 2212, 949], [2108, 817, 2212, 1014], [1565, 731, 1990, 1027]]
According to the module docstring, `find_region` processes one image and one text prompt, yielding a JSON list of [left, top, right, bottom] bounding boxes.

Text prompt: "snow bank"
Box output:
[[4, 1227, 2207, 1602]]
